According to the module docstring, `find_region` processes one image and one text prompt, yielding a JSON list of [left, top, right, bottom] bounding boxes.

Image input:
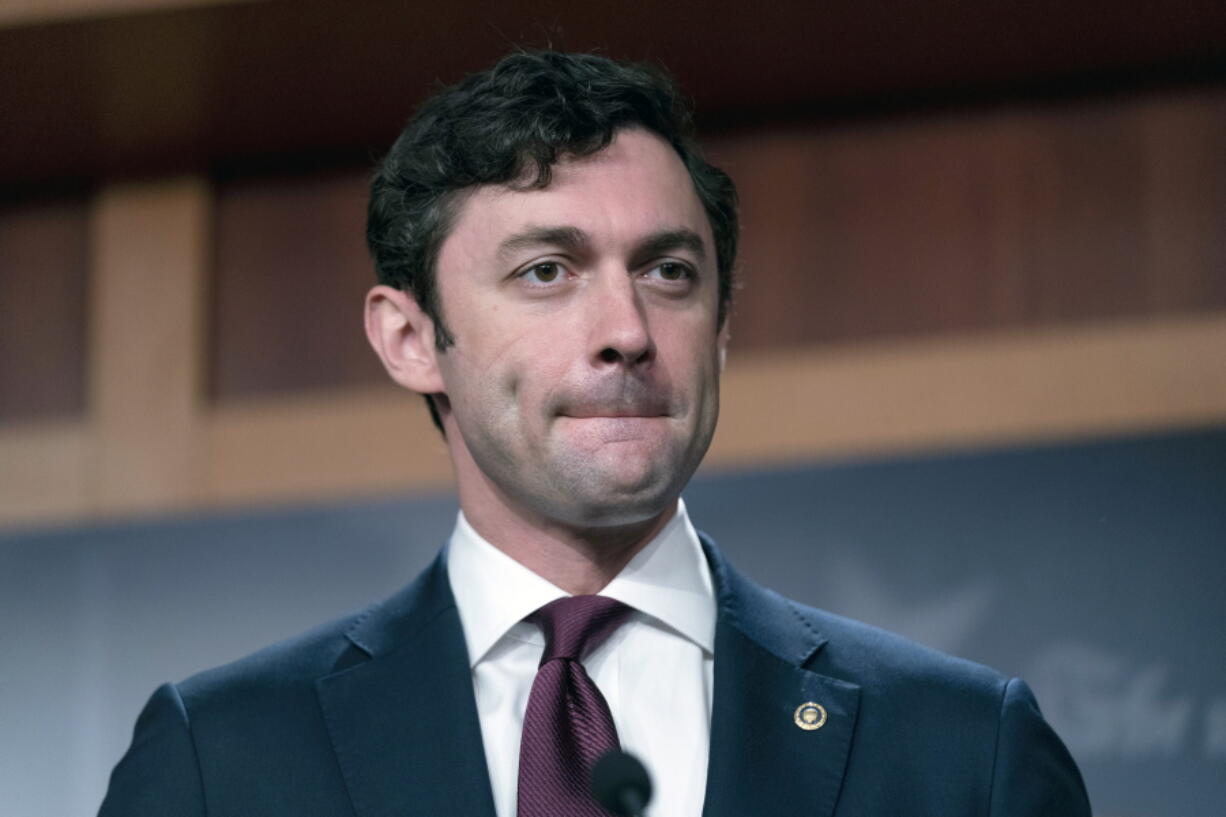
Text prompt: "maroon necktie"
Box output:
[[518, 595, 634, 817]]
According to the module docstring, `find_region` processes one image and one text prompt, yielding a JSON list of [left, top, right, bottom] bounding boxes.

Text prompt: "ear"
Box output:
[[364, 285, 446, 394], [717, 320, 731, 373]]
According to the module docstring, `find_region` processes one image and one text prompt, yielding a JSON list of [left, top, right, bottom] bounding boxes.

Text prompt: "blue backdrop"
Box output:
[[2, 427, 1223, 816]]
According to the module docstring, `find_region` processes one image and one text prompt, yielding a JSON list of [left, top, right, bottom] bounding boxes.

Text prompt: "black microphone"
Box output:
[[591, 749, 653, 817]]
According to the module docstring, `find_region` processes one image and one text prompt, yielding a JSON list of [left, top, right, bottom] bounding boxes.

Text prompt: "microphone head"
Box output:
[[591, 749, 653, 817]]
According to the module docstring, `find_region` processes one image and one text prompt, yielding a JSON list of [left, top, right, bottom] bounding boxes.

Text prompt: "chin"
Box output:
[[552, 465, 683, 528], [558, 495, 676, 530]]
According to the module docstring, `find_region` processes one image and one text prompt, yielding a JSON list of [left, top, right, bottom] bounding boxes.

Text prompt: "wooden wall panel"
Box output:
[[205, 88, 1226, 398], [91, 177, 208, 512], [1141, 93, 1226, 311], [210, 170, 385, 399], [0, 197, 89, 424], [711, 88, 1226, 349], [7, 87, 1221, 527], [1013, 103, 1151, 322]]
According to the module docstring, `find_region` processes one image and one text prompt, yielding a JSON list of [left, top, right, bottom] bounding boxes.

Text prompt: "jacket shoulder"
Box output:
[[703, 531, 1007, 704], [175, 603, 375, 710], [102, 604, 381, 816], [176, 551, 451, 708], [795, 601, 1007, 697]]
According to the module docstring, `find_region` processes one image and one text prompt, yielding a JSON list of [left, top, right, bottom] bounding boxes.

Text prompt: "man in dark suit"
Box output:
[[100, 51, 1090, 816]]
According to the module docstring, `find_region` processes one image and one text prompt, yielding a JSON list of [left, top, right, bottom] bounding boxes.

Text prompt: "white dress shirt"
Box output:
[[446, 500, 716, 817]]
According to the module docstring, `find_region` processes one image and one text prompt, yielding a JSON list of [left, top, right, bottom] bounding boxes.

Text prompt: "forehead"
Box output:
[[439, 128, 713, 264]]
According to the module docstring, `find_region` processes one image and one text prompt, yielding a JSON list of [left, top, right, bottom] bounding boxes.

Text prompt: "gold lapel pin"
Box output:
[[794, 701, 827, 731]]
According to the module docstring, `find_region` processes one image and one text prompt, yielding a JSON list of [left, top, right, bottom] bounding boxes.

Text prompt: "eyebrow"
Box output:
[[497, 226, 589, 258], [631, 228, 707, 265], [497, 225, 708, 264]]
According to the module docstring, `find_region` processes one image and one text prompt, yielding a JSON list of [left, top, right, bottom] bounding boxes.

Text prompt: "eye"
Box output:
[[644, 261, 693, 282], [518, 261, 565, 285]]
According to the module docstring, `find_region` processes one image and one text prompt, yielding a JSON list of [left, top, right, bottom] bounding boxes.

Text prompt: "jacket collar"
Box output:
[[315, 553, 498, 817], [701, 534, 861, 817], [314, 536, 860, 817]]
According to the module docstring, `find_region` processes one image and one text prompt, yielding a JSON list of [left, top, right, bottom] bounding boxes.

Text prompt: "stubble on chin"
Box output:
[[537, 427, 698, 528]]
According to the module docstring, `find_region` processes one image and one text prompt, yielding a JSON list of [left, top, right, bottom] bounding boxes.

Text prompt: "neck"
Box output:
[[461, 494, 677, 596], [441, 412, 680, 594]]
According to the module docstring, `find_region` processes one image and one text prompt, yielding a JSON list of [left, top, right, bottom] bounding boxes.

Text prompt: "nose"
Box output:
[[588, 274, 654, 368]]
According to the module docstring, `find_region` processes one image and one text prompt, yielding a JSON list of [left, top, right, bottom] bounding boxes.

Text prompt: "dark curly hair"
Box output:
[[367, 51, 739, 429], [368, 49, 738, 333]]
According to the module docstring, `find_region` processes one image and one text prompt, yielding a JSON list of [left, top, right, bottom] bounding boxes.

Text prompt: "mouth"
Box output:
[[554, 380, 674, 421], [561, 408, 669, 419], [554, 411, 671, 447], [558, 398, 671, 419]]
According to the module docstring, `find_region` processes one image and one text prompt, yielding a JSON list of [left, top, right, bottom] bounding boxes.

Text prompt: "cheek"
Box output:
[[658, 322, 723, 377], [495, 320, 580, 398], [445, 314, 537, 394], [453, 340, 559, 428]]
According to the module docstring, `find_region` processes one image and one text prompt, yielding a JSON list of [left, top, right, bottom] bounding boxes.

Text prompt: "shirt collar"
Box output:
[[446, 499, 716, 668]]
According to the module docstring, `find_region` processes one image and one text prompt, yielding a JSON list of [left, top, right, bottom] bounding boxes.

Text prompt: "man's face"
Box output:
[[431, 128, 726, 529]]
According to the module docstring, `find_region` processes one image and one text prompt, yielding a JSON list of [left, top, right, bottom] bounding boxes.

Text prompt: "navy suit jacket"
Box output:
[[100, 536, 1090, 816]]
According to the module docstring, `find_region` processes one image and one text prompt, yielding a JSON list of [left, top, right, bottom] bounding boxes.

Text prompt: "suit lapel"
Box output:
[[315, 554, 497, 817], [311, 536, 857, 817], [701, 537, 861, 817]]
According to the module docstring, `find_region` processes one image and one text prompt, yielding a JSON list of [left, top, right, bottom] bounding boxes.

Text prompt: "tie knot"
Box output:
[[529, 595, 633, 664]]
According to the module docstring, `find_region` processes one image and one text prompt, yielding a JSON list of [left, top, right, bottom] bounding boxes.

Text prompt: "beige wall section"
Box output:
[[198, 313, 1226, 510], [0, 178, 212, 525], [712, 313, 1226, 467], [2, 310, 1224, 528], [89, 177, 210, 515], [200, 386, 453, 507], [0, 421, 91, 522]]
